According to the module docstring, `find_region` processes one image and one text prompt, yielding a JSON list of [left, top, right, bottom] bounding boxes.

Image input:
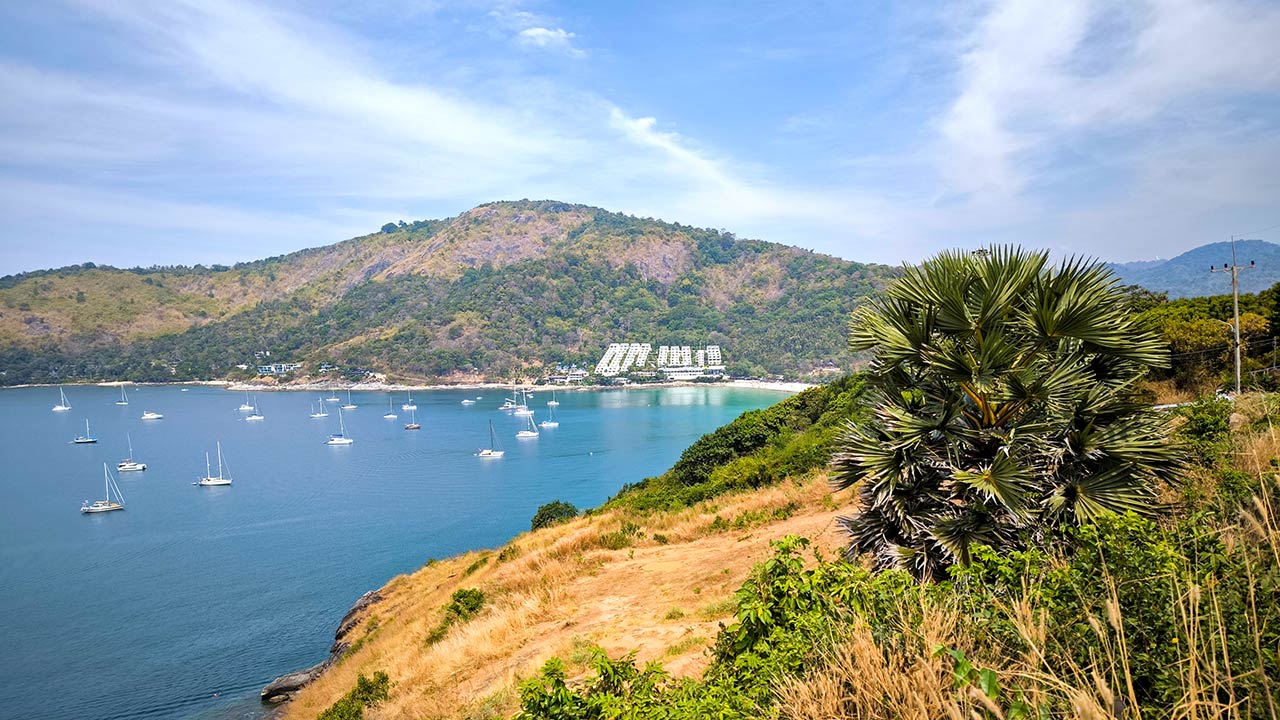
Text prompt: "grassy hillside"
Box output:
[[279, 380, 1280, 720], [0, 201, 897, 384]]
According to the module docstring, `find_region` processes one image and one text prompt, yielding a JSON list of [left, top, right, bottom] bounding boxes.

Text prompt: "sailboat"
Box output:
[[516, 412, 539, 438], [73, 418, 97, 444], [325, 391, 340, 403], [460, 397, 476, 405], [195, 442, 232, 486], [475, 420, 504, 457], [141, 410, 164, 420], [115, 385, 130, 406], [341, 390, 357, 411], [326, 406, 354, 445], [82, 464, 126, 513], [499, 384, 519, 411], [547, 390, 560, 407], [513, 389, 533, 416], [52, 387, 72, 412], [117, 433, 146, 472], [539, 404, 559, 429], [404, 407, 421, 430], [383, 396, 398, 419], [310, 399, 329, 418], [401, 392, 417, 411], [245, 395, 264, 421], [238, 391, 254, 412]]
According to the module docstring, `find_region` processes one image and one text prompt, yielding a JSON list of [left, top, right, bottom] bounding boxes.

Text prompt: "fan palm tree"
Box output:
[[831, 247, 1181, 580]]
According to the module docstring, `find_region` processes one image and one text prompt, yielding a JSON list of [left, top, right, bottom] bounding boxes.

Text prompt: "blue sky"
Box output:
[[1, 0, 1278, 274]]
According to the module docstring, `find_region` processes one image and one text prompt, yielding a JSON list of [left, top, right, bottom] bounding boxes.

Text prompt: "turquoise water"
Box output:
[[0, 384, 786, 720]]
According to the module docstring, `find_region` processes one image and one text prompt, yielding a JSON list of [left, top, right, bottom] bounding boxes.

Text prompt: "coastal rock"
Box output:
[[261, 590, 385, 704]]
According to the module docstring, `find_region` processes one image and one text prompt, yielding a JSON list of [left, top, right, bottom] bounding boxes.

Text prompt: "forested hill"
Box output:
[[0, 201, 899, 385], [1109, 239, 1280, 298]]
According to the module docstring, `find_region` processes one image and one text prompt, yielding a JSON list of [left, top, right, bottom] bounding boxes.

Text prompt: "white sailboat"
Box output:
[[82, 463, 126, 513], [516, 413, 539, 438], [52, 386, 72, 412], [460, 397, 476, 405], [383, 396, 398, 419], [115, 386, 130, 406], [73, 418, 97, 444], [238, 391, 254, 412], [310, 399, 329, 418], [401, 392, 417, 411], [245, 395, 264, 421], [325, 391, 340, 403], [141, 410, 163, 420], [341, 390, 357, 411], [539, 404, 559, 428], [499, 384, 519, 411], [195, 442, 232, 486], [326, 406, 354, 445], [513, 389, 533, 416], [117, 433, 146, 472], [404, 407, 421, 430], [547, 390, 560, 407], [475, 420, 504, 457]]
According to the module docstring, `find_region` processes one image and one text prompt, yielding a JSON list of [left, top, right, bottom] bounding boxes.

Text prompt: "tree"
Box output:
[[531, 500, 578, 530], [830, 247, 1182, 580], [380, 222, 398, 234]]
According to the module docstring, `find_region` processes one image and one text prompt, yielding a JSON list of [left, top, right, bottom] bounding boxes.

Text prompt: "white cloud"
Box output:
[[516, 27, 586, 58]]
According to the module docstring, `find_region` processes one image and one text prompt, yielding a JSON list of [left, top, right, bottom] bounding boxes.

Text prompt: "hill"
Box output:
[[1109, 239, 1280, 298], [0, 201, 898, 385]]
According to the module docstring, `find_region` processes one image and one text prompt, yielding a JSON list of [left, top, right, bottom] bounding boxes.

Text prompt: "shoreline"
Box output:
[[8, 378, 815, 394]]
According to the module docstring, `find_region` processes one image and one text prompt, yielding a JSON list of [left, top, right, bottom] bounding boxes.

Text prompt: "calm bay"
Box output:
[[0, 384, 788, 720]]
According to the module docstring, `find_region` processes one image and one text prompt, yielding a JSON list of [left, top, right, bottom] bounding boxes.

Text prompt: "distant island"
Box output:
[[1109, 238, 1280, 298]]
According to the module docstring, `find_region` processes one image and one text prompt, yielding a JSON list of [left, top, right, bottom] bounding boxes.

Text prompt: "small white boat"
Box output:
[[53, 387, 72, 412], [341, 390, 357, 411], [309, 399, 329, 418], [141, 410, 164, 420], [195, 442, 232, 486], [245, 396, 264, 421], [401, 393, 417, 411], [516, 413, 539, 438], [73, 418, 98, 444], [383, 396, 398, 419], [326, 406, 354, 445], [460, 398, 476, 406], [475, 421, 504, 457], [547, 390, 559, 407], [404, 407, 421, 430], [326, 393, 340, 403], [539, 404, 559, 429], [115, 386, 130, 406], [82, 463, 126, 513], [238, 391, 254, 411], [117, 433, 146, 472]]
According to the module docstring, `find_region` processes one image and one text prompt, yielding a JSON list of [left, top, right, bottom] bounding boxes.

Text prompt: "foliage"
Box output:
[[530, 500, 578, 530], [316, 671, 390, 720], [609, 374, 868, 511], [832, 247, 1183, 579], [425, 588, 486, 645], [0, 201, 900, 385]]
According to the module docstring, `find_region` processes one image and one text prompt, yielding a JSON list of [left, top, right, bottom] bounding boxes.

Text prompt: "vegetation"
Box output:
[[0, 201, 898, 384], [608, 374, 868, 511], [530, 501, 578, 530], [832, 248, 1181, 579], [315, 671, 390, 720]]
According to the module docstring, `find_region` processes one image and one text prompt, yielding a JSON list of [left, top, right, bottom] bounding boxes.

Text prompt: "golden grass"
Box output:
[[281, 474, 852, 720]]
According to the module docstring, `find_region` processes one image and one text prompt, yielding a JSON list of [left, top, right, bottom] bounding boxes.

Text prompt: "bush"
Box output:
[[447, 588, 485, 621], [316, 671, 390, 720], [531, 500, 578, 530]]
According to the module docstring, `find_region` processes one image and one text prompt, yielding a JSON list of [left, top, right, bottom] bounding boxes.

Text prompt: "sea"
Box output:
[[0, 383, 789, 720]]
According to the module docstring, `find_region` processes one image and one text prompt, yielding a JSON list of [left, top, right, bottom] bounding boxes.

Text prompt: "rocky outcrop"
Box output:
[[261, 590, 383, 704]]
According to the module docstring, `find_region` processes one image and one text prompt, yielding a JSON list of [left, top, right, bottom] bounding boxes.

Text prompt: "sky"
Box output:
[[0, 0, 1278, 274]]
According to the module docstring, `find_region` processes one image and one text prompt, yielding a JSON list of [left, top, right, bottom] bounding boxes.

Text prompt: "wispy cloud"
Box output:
[[517, 27, 585, 57]]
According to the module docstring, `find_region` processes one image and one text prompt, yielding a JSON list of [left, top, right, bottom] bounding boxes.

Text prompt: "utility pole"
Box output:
[[1211, 236, 1255, 396]]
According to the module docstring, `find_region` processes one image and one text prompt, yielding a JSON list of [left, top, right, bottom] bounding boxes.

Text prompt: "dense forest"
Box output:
[[0, 201, 897, 385]]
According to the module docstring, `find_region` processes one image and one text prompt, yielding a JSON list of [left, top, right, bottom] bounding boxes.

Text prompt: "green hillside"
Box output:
[[0, 201, 899, 385]]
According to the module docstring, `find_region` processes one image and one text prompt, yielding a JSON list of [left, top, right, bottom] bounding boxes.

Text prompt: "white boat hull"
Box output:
[[476, 449, 504, 457], [539, 421, 559, 428], [81, 502, 124, 513], [195, 478, 231, 486], [117, 462, 146, 472]]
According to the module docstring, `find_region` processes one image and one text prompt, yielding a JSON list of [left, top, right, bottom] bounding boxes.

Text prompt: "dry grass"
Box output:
[[282, 474, 853, 720]]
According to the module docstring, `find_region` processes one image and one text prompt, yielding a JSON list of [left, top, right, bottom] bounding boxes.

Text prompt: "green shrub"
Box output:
[[531, 500, 578, 530], [447, 588, 485, 621], [316, 671, 390, 720]]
